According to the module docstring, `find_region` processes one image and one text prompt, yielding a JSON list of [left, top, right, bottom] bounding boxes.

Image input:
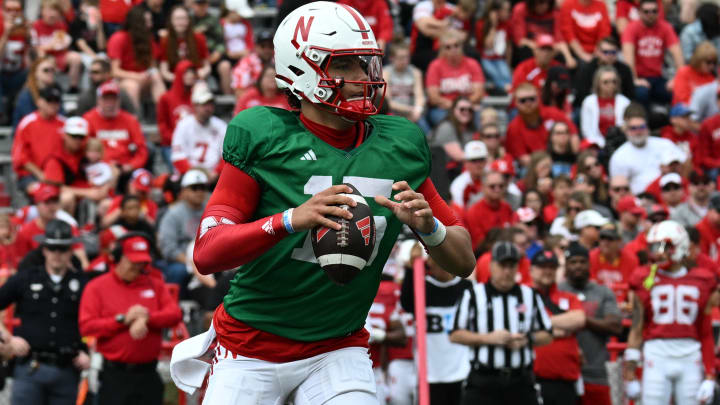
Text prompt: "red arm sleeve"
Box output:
[[78, 284, 127, 338], [128, 119, 149, 169], [146, 282, 183, 330], [192, 163, 290, 275], [417, 177, 461, 227]]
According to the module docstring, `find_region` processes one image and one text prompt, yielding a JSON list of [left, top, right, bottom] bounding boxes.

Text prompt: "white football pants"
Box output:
[[642, 339, 704, 405], [203, 344, 378, 405]]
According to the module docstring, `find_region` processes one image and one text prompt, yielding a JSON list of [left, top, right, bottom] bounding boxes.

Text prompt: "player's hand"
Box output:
[[129, 318, 149, 340], [293, 185, 357, 232], [697, 379, 716, 404], [625, 379, 641, 400], [73, 351, 91, 370], [486, 329, 512, 346], [8, 336, 29, 357], [375, 181, 434, 234]]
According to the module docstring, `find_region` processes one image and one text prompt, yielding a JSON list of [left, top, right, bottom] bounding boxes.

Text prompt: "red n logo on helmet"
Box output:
[[291, 16, 315, 49]]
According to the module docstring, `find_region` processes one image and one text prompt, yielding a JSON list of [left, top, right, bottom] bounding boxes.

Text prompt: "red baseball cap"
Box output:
[[131, 169, 152, 193], [535, 34, 554, 48], [99, 225, 127, 249], [32, 183, 60, 203], [490, 159, 515, 177], [97, 80, 120, 97], [616, 195, 645, 216], [121, 236, 152, 263]]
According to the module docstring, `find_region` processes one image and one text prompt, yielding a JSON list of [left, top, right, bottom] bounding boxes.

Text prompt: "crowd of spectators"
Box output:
[[0, 0, 717, 403]]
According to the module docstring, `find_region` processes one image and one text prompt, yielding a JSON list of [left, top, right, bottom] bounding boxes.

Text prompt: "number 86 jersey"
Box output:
[[630, 266, 718, 342]]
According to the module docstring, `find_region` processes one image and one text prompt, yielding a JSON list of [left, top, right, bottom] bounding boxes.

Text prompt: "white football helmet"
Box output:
[[646, 220, 690, 264], [274, 1, 385, 121]]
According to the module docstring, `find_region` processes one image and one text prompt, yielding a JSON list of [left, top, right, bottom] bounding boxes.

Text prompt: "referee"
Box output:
[[451, 241, 553, 405]]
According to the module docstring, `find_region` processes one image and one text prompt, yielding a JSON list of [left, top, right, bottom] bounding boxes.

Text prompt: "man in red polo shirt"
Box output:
[[11, 85, 65, 193], [466, 171, 517, 250], [531, 249, 586, 405], [505, 83, 578, 166], [79, 234, 182, 405], [696, 195, 720, 265], [510, 34, 562, 95], [84, 81, 148, 175], [589, 227, 639, 288]]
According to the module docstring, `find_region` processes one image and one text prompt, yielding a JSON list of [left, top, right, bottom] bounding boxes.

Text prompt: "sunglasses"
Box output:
[[487, 183, 505, 189], [601, 49, 617, 56], [41, 68, 56, 74], [457, 106, 472, 113], [642, 8, 658, 14], [443, 43, 461, 50], [483, 133, 500, 139], [468, 158, 486, 163], [518, 96, 537, 104], [68, 134, 85, 140], [692, 180, 711, 186], [188, 184, 207, 192], [628, 124, 647, 131], [661, 184, 682, 191], [649, 215, 667, 223], [46, 245, 71, 252], [611, 186, 630, 192]]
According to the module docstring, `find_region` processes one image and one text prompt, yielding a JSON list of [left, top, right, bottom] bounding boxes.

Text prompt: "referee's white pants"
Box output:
[[202, 344, 378, 405], [641, 339, 703, 405]]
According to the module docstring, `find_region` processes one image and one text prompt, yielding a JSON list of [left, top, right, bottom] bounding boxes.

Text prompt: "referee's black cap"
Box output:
[[531, 249, 559, 267], [492, 241, 521, 263]]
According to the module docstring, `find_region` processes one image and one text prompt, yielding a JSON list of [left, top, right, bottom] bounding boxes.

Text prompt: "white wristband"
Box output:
[[624, 348, 641, 363], [417, 218, 447, 247]]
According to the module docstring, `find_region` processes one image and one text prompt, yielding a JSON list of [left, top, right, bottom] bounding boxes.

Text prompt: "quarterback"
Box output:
[[187, 2, 475, 404], [624, 220, 719, 405]]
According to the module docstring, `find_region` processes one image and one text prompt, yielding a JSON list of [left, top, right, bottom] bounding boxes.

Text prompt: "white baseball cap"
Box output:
[[191, 84, 214, 105], [64, 116, 89, 136], [181, 169, 209, 188], [464, 141, 488, 160], [225, 0, 255, 18], [660, 172, 683, 188], [574, 210, 609, 229], [660, 148, 685, 166]]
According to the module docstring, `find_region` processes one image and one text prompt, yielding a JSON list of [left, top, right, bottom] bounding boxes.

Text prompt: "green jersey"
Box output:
[[221, 106, 431, 341]]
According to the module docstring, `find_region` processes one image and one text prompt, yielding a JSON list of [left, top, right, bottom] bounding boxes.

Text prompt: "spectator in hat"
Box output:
[[489, 157, 522, 210], [83, 80, 148, 179], [643, 148, 690, 203], [510, 0, 567, 65], [383, 40, 428, 132], [671, 171, 715, 227], [230, 29, 274, 98], [559, 243, 622, 405], [450, 141, 488, 209], [620, 0, 683, 107], [541, 66, 573, 114], [573, 37, 635, 110], [11, 56, 62, 131], [697, 89, 720, 177], [101, 169, 158, 227], [559, 0, 611, 65], [159, 5, 211, 83], [222, 0, 255, 68], [574, 209, 609, 250], [589, 227, 639, 287], [615, 195, 645, 243], [505, 83, 578, 167], [75, 57, 136, 116], [191, 0, 231, 94], [672, 42, 717, 105], [530, 249, 585, 405], [157, 169, 209, 284], [0, 219, 90, 405], [233, 65, 290, 115], [580, 66, 631, 148], [79, 233, 182, 405], [11, 84, 64, 193], [425, 29, 485, 127], [510, 34, 563, 95], [172, 84, 228, 178], [466, 171, 517, 251], [609, 103, 686, 194], [661, 103, 699, 164], [44, 116, 111, 215], [658, 173, 688, 210], [695, 194, 720, 264], [516, 207, 544, 259]]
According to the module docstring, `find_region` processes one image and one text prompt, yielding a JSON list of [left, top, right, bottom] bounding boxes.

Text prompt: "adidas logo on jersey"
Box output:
[[300, 149, 317, 161]]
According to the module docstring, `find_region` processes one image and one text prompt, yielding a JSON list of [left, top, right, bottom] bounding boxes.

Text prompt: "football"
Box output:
[[311, 183, 376, 285]]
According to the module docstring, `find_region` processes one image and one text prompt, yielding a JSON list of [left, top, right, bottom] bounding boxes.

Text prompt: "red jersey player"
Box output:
[[624, 220, 719, 405]]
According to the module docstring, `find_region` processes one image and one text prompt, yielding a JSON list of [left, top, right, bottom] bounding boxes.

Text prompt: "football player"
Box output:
[[177, 2, 475, 404], [624, 220, 719, 405]]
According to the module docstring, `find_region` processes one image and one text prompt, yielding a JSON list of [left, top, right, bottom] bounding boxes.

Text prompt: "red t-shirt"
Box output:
[[698, 114, 720, 170], [505, 106, 578, 159], [511, 2, 564, 45], [107, 30, 158, 72], [597, 97, 616, 136], [99, 0, 141, 24], [465, 198, 517, 249], [159, 32, 209, 69], [672, 65, 715, 105], [621, 19, 679, 78], [616, 0, 665, 23], [425, 56, 485, 102], [534, 286, 582, 380], [83, 108, 149, 169], [697, 216, 720, 264], [589, 248, 639, 288], [43, 145, 87, 187], [475, 253, 531, 285], [559, 0, 611, 53], [233, 87, 291, 115], [31, 19, 70, 64], [11, 112, 65, 177], [0, 20, 30, 72], [510, 57, 562, 94]]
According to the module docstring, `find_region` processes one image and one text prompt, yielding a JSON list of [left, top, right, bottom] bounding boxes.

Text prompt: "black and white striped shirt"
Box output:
[[453, 282, 552, 370]]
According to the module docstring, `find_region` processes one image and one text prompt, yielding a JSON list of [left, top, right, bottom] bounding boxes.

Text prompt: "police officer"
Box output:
[[0, 219, 89, 405]]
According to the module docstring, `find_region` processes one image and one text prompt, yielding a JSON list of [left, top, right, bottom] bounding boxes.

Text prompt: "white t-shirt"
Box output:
[[171, 115, 228, 172], [609, 137, 686, 195]]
